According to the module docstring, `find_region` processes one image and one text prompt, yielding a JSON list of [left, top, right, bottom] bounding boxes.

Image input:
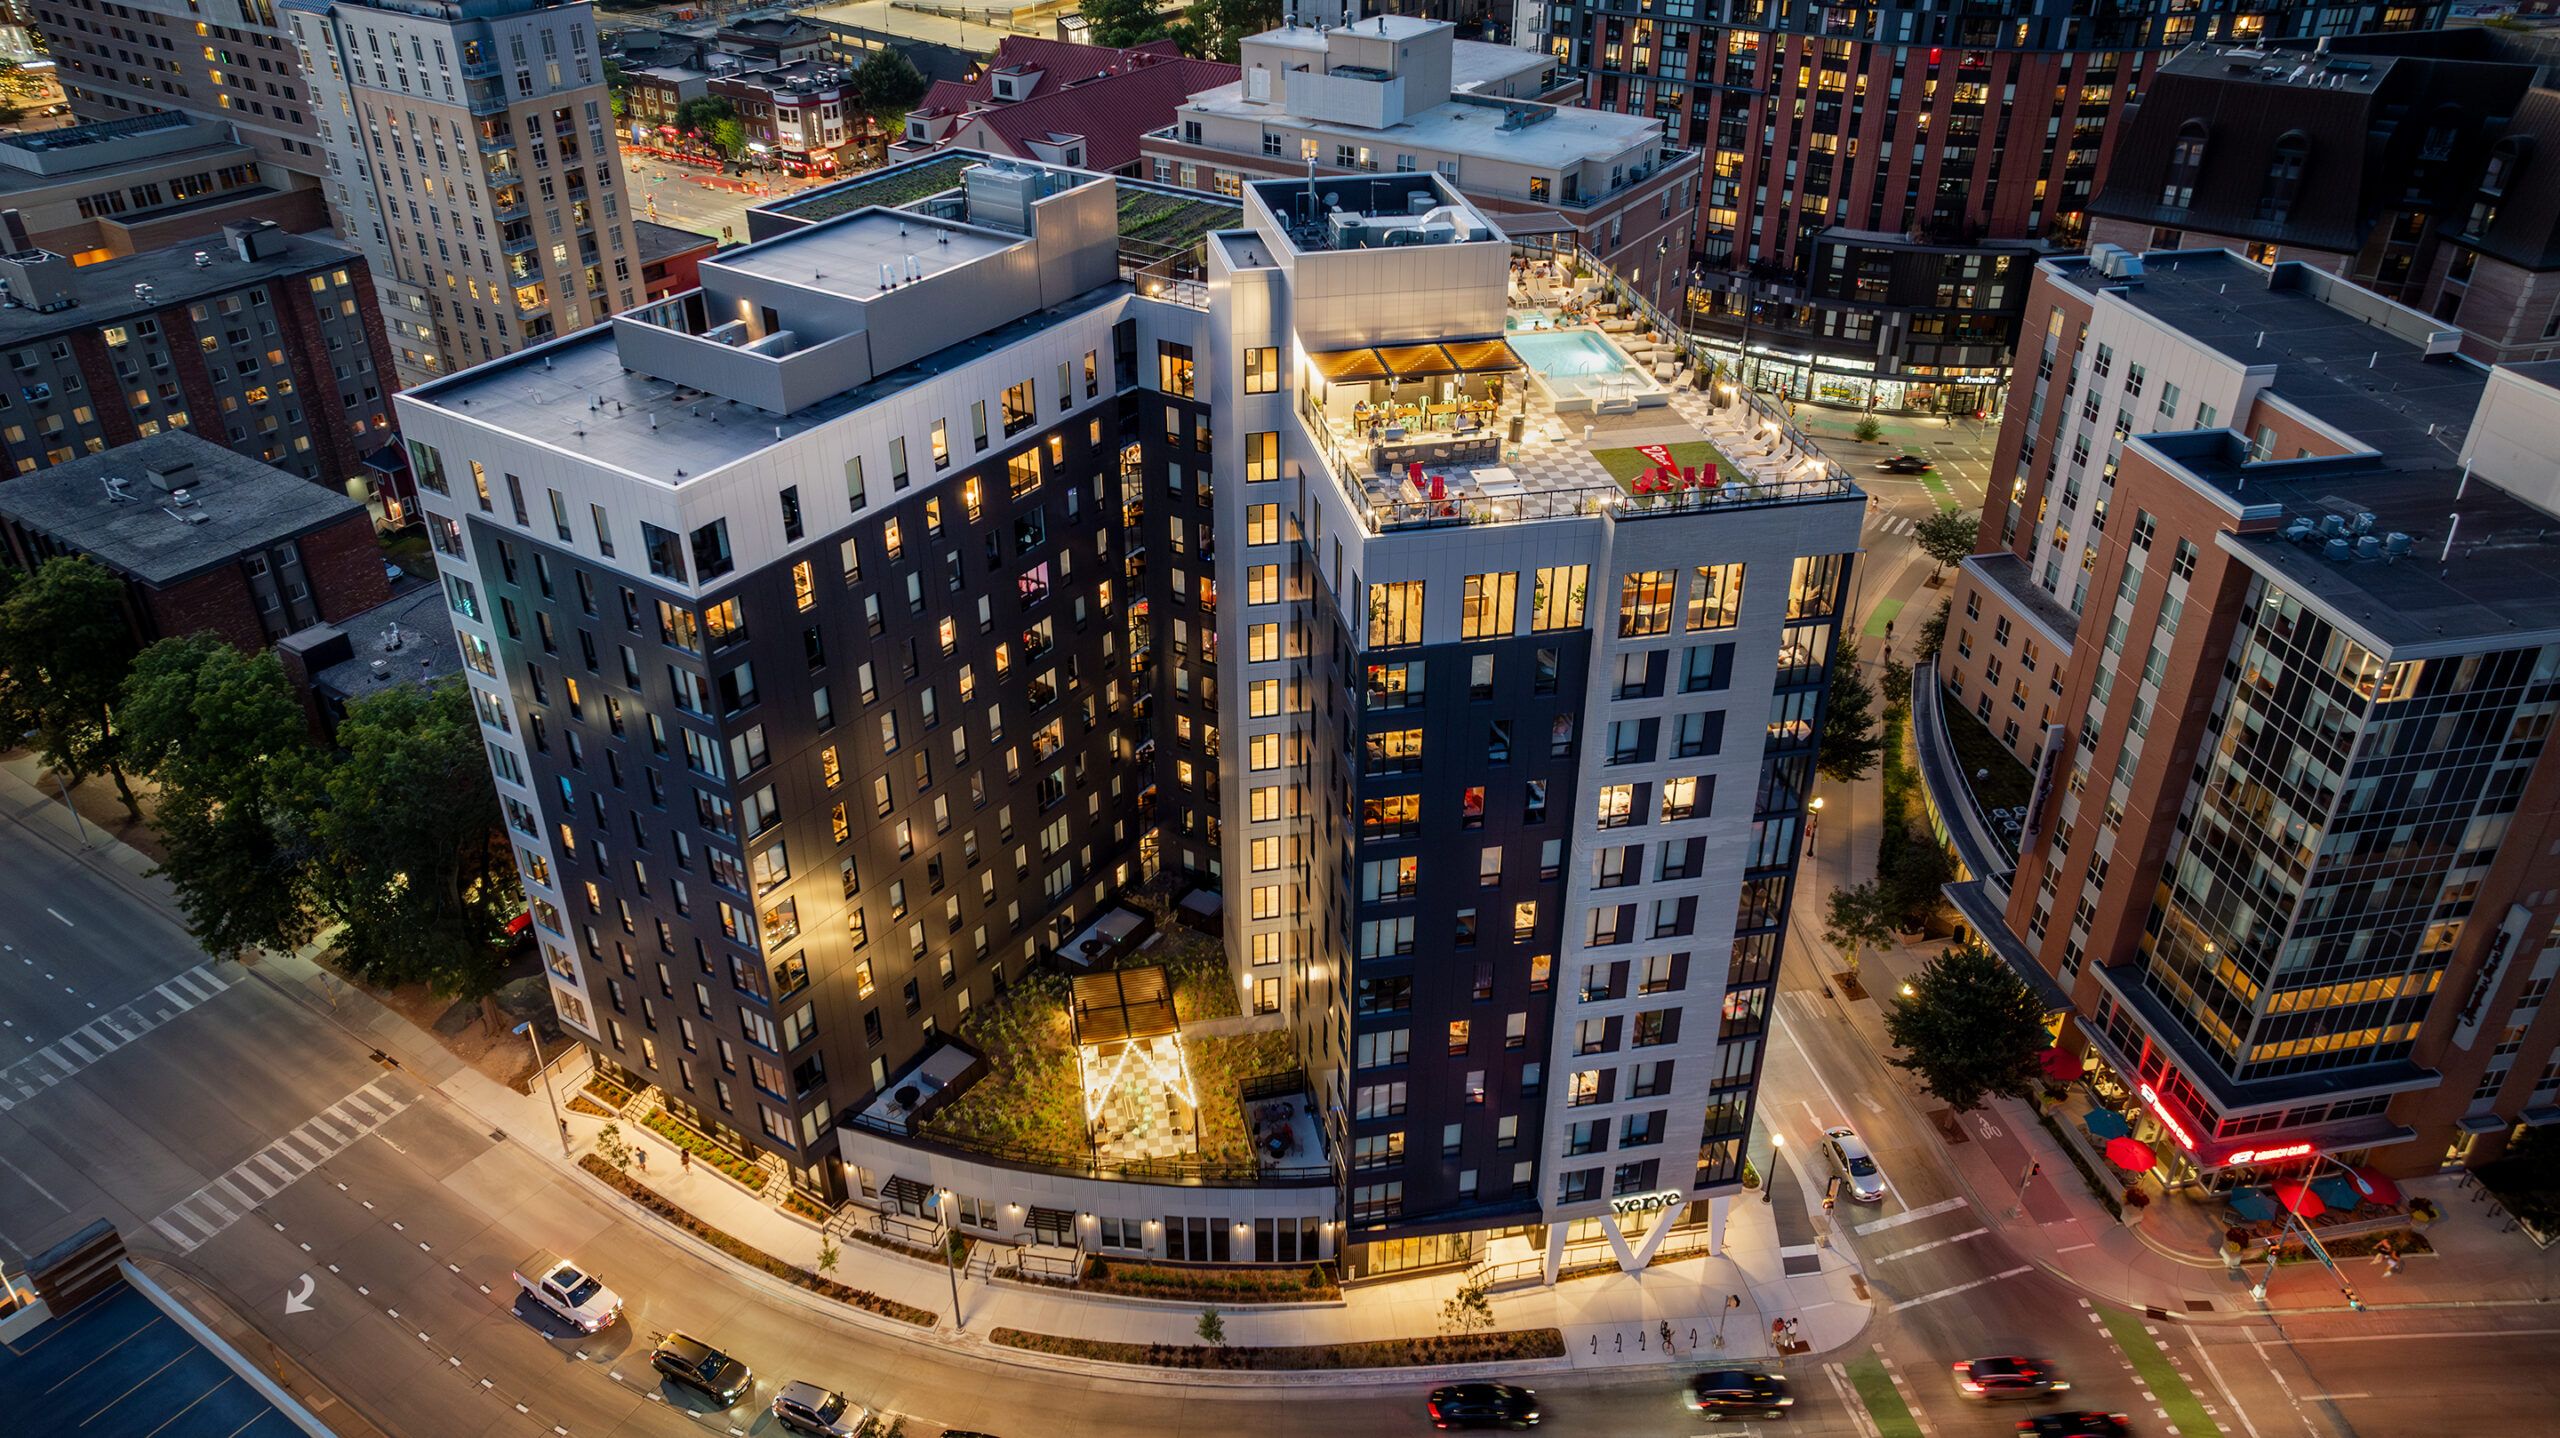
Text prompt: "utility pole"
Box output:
[[513, 1020, 572, 1158]]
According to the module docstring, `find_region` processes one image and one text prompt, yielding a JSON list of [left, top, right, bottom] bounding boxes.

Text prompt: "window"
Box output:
[[1618, 570, 1675, 637], [1687, 562, 1742, 630], [1532, 566, 1588, 631], [1001, 379, 1035, 436], [2162, 119, 2207, 208], [1461, 572, 1517, 640], [1243, 346, 1279, 393], [2256, 133, 2306, 224], [1157, 341, 1195, 397], [1367, 581, 1423, 647]]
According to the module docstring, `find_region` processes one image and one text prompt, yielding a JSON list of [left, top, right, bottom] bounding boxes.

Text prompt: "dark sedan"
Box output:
[[1876, 453, 1937, 473], [1955, 1355, 2071, 1399], [1426, 1382, 1540, 1429], [1688, 1369, 1793, 1419]]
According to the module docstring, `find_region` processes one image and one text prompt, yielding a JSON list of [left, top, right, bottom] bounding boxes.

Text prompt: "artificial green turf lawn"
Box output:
[[1589, 440, 1739, 487], [1845, 1354, 1925, 1438], [2100, 1307, 2224, 1438]]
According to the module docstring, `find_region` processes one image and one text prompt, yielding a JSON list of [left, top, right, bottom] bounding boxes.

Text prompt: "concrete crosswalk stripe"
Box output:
[[99, 1011, 140, 1042], [171, 968, 223, 1001], [307, 1115, 348, 1145], [256, 1154, 294, 1184], [212, 1177, 255, 1212], [56, 1033, 94, 1062], [176, 1205, 220, 1238], [361, 1080, 397, 1109], [150, 1217, 196, 1250], [230, 1165, 275, 1199], [337, 1092, 381, 1123], [1855, 1196, 1970, 1235], [41, 1047, 75, 1073], [194, 1191, 235, 1223], [288, 1129, 336, 1163], [154, 981, 200, 1011], [264, 1142, 311, 1176], [77, 1021, 121, 1053]]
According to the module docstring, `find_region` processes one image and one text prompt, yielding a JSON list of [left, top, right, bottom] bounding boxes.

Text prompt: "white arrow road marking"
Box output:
[[285, 1273, 317, 1314]]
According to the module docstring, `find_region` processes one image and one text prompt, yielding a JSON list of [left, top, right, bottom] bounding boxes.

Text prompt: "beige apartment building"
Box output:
[[284, 0, 640, 384]]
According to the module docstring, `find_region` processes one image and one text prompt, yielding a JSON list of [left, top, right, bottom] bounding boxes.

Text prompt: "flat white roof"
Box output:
[[1448, 38, 1553, 93], [1185, 84, 1661, 169], [712, 210, 1016, 293]]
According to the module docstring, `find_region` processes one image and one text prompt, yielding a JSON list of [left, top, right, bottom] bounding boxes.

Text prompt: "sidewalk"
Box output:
[[0, 757, 1878, 1376]]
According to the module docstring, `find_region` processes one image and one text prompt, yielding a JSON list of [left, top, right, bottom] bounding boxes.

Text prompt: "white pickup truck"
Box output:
[[512, 1252, 623, 1333]]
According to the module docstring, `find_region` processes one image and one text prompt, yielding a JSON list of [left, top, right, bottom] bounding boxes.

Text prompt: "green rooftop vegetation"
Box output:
[[1118, 188, 1241, 254], [780, 155, 979, 223]]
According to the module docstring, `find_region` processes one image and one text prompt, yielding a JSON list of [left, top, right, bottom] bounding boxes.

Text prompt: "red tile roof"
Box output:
[[911, 38, 1235, 174]]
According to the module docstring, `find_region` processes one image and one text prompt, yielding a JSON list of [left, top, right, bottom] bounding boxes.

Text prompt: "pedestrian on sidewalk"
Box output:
[[1659, 1320, 1675, 1355], [635, 1147, 648, 1173], [2372, 1239, 2400, 1277], [680, 1148, 692, 1175]]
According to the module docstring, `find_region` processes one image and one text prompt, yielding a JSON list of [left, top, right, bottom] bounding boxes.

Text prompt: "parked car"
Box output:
[[1956, 1356, 2070, 1399], [771, 1381, 865, 1437], [511, 1251, 622, 1333], [1426, 1382, 1541, 1429], [649, 1332, 752, 1405], [1687, 1370, 1792, 1419], [1875, 453, 1936, 473], [2015, 1413, 2132, 1437], [1823, 1126, 1888, 1203]]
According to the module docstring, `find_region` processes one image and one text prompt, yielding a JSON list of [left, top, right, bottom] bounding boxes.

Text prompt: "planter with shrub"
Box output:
[[579, 1156, 934, 1325], [989, 1326, 1565, 1371], [1075, 1258, 1341, 1304], [644, 1108, 770, 1192]]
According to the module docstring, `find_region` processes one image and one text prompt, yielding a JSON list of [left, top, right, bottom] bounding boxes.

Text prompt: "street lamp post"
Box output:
[[512, 1019, 572, 1158], [1805, 795, 1824, 854], [939, 1189, 966, 1331], [1763, 1132, 1784, 1205]]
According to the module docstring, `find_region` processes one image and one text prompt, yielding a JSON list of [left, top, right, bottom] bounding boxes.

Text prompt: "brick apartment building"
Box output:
[[0, 430, 389, 651], [1937, 243, 2560, 1183], [0, 220, 403, 520], [1547, 0, 2450, 414]]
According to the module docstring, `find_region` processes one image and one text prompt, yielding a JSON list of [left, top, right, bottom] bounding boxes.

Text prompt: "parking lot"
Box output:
[[3, 1282, 299, 1437]]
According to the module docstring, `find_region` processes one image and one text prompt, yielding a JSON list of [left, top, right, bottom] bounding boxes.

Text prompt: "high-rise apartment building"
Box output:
[[1543, 1, 2448, 415], [400, 150, 1859, 1281], [1936, 244, 2560, 1183], [282, 0, 641, 386]]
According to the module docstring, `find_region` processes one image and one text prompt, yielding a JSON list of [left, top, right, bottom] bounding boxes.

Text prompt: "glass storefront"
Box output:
[[1348, 1229, 1476, 1278]]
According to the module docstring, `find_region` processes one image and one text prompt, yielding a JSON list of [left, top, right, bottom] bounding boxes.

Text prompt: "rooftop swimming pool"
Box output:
[[1508, 326, 1666, 412]]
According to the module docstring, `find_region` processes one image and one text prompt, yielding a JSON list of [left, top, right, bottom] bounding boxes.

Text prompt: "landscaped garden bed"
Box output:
[[566, 1093, 616, 1119], [2269, 1227, 2430, 1263], [1117, 190, 1240, 252], [989, 1326, 1564, 1370], [782, 1188, 832, 1224], [919, 926, 1290, 1168], [583, 1073, 635, 1109], [1080, 1257, 1338, 1304], [644, 1108, 770, 1191], [1590, 441, 1739, 489], [578, 1156, 934, 1326]]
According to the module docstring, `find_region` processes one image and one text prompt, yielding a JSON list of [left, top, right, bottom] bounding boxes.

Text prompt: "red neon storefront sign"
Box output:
[[2222, 1142, 2315, 1166], [2137, 1082, 2196, 1150]]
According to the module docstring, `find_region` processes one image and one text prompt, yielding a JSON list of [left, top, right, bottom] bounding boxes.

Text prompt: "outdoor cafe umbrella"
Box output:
[[2348, 1166, 2402, 1207], [2083, 1108, 2132, 1141], [2272, 1180, 2327, 1220], [2104, 1136, 2158, 1172], [2035, 1046, 2083, 1084]]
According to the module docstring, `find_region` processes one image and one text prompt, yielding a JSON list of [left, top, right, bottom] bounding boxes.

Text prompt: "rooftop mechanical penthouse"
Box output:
[[398, 151, 1863, 1285]]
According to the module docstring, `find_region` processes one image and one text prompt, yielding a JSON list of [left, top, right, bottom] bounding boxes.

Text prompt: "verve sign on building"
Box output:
[[1609, 1189, 1685, 1216]]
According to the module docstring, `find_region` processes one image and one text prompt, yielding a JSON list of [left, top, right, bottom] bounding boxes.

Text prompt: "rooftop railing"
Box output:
[[845, 1111, 1335, 1189]]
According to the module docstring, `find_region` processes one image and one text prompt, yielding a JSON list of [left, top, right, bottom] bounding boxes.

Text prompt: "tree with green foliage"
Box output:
[[1195, 1304, 1227, 1349], [854, 45, 927, 112], [1081, 0, 1174, 48], [0, 556, 143, 818], [710, 116, 747, 160], [1816, 638, 1881, 782], [1914, 507, 1982, 585], [1852, 415, 1883, 443], [1916, 596, 1950, 662], [120, 636, 319, 959], [1439, 1279, 1494, 1336], [289, 681, 519, 999], [1884, 942, 2050, 1112], [1821, 880, 1895, 982], [1882, 835, 1956, 934], [675, 94, 734, 138], [1881, 653, 1913, 709], [1171, 0, 1278, 62]]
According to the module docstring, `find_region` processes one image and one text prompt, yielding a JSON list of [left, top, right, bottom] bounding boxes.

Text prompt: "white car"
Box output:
[[512, 1252, 623, 1333], [1823, 1126, 1887, 1203]]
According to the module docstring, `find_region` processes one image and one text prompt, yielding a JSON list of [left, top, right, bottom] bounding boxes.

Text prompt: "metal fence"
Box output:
[[845, 1112, 1333, 1189]]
